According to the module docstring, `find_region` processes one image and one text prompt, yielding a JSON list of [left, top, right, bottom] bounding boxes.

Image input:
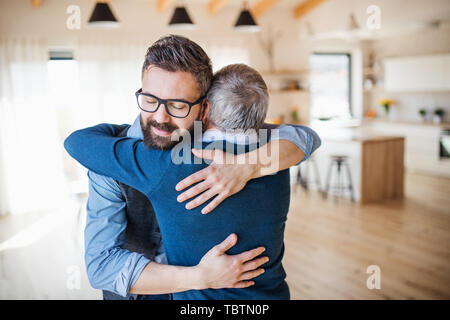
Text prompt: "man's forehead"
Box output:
[[142, 67, 200, 100]]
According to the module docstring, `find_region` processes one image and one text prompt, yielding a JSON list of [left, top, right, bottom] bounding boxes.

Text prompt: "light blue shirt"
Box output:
[[85, 115, 321, 297]]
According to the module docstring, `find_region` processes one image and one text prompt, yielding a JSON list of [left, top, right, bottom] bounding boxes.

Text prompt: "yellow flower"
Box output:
[[379, 98, 394, 106]]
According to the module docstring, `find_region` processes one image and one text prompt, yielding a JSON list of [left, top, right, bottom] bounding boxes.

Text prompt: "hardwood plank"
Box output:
[[361, 138, 404, 203]]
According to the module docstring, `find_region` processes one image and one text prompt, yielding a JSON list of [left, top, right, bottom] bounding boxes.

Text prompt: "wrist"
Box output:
[[189, 265, 208, 290], [249, 162, 260, 180], [240, 152, 260, 180], [247, 153, 261, 180]]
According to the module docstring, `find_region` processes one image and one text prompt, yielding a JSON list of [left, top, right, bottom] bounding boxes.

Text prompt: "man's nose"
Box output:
[[152, 103, 172, 123]]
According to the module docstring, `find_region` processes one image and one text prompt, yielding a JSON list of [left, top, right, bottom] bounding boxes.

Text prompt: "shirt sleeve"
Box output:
[[263, 123, 322, 165], [85, 170, 151, 297], [64, 123, 171, 198]]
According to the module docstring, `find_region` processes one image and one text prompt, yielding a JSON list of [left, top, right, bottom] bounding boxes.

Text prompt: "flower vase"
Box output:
[[433, 115, 442, 124], [383, 104, 390, 119]]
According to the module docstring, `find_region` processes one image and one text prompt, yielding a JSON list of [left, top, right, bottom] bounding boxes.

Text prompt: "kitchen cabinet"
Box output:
[[363, 118, 450, 177], [384, 54, 450, 92]]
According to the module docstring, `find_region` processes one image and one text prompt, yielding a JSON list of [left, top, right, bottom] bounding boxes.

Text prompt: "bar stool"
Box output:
[[323, 155, 355, 201], [296, 156, 321, 191]]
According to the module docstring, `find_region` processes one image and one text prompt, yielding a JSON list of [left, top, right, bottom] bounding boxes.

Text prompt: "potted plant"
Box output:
[[418, 108, 427, 122], [433, 108, 445, 124], [291, 106, 300, 123], [378, 98, 395, 118]]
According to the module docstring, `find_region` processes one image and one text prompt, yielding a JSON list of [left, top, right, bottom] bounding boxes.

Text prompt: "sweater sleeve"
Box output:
[[64, 123, 171, 198]]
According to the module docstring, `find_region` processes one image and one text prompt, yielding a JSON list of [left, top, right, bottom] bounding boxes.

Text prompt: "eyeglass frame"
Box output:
[[135, 88, 206, 119]]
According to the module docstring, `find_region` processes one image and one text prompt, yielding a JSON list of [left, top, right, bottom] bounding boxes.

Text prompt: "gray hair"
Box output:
[[206, 64, 269, 131]]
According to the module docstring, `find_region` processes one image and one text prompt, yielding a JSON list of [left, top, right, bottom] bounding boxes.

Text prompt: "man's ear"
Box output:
[[201, 99, 210, 125]]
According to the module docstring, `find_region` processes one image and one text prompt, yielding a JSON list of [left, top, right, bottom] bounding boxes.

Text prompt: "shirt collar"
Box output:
[[127, 115, 144, 139]]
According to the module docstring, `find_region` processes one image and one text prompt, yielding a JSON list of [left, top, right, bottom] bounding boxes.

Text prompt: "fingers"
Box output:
[[185, 189, 219, 210], [239, 268, 265, 281], [242, 256, 270, 272], [232, 281, 255, 289], [234, 246, 266, 263], [176, 168, 209, 191], [177, 181, 210, 203], [191, 148, 215, 160], [214, 233, 238, 253], [201, 193, 228, 215]]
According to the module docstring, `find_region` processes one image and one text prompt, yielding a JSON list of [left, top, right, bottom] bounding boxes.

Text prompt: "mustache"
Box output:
[[145, 119, 179, 133]]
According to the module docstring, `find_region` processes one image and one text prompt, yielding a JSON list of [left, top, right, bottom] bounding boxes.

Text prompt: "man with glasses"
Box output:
[[71, 35, 320, 300]]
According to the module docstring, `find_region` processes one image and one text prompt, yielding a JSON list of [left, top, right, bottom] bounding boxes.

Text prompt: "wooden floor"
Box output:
[[0, 171, 449, 299], [284, 171, 450, 299]]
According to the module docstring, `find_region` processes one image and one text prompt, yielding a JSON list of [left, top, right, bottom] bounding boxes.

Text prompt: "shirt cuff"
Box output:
[[276, 125, 312, 165], [113, 253, 151, 297]]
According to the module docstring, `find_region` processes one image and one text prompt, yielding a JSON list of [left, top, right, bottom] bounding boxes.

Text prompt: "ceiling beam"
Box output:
[[157, 0, 174, 13], [251, 0, 279, 18], [31, 0, 43, 7], [207, 0, 228, 15], [294, 0, 327, 20]]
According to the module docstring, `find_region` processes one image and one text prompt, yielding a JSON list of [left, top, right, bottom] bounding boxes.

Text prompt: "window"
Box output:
[[310, 53, 352, 120], [47, 51, 83, 181], [48, 52, 78, 111]]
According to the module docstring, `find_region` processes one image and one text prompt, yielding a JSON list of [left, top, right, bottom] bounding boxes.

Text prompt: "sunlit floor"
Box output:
[[0, 171, 449, 299], [285, 171, 450, 299], [0, 195, 100, 299]]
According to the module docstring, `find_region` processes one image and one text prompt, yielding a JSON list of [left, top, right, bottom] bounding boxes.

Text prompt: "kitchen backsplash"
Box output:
[[370, 91, 450, 123]]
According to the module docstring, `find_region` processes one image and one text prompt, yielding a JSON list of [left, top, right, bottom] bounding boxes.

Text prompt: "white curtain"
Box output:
[[0, 38, 68, 216], [73, 39, 148, 127], [47, 39, 151, 195]]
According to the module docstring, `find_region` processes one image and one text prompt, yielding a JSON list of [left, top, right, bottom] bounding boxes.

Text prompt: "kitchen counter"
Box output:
[[307, 123, 405, 204], [362, 117, 450, 129], [361, 118, 450, 177], [315, 126, 404, 143]]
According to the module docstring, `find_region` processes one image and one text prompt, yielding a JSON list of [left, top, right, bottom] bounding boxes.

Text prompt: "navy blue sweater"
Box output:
[[65, 124, 291, 300]]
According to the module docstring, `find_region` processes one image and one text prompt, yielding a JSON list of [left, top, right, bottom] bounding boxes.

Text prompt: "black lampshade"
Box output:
[[169, 6, 195, 29], [88, 2, 119, 28], [234, 9, 260, 32]]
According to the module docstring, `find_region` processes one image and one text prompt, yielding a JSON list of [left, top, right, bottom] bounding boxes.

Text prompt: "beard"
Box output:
[[140, 116, 199, 150]]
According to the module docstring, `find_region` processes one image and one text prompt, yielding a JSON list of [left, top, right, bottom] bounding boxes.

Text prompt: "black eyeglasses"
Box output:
[[135, 89, 205, 119]]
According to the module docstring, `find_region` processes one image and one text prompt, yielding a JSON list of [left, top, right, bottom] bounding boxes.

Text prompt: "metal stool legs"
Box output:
[[344, 161, 355, 201], [323, 156, 355, 201], [297, 157, 321, 191]]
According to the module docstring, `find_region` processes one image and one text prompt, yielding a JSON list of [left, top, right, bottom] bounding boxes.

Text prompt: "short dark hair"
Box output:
[[142, 35, 213, 97]]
